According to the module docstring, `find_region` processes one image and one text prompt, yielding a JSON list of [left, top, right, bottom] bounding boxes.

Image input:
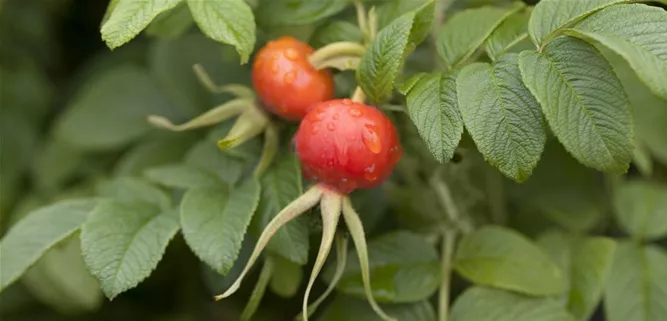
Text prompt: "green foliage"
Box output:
[[519, 37, 633, 173], [604, 242, 667, 321], [457, 54, 545, 182], [3, 0, 667, 320], [454, 226, 564, 296]]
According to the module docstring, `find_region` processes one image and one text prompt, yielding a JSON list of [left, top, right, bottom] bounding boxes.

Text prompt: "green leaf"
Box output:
[[323, 231, 440, 303], [356, 2, 435, 103], [101, 0, 183, 49], [376, 0, 432, 29], [537, 231, 617, 321], [146, 3, 194, 39], [613, 180, 667, 241], [528, 0, 628, 47], [484, 11, 529, 61], [255, 0, 348, 27], [457, 54, 545, 181], [604, 242, 667, 321], [187, 0, 255, 64], [518, 37, 633, 173], [437, 3, 522, 69], [180, 177, 260, 273], [454, 226, 564, 296], [319, 296, 436, 321], [450, 287, 576, 321], [0, 199, 98, 291], [566, 4, 667, 100], [145, 163, 221, 189], [268, 256, 302, 298], [22, 236, 102, 315], [405, 72, 463, 163], [55, 65, 179, 151], [506, 142, 605, 233], [185, 139, 249, 184], [31, 138, 84, 193], [81, 203, 178, 299], [96, 177, 171, 211], [309, 20, 364, 49], [256, 153, 309, 265], [113, 134, 196, 176]]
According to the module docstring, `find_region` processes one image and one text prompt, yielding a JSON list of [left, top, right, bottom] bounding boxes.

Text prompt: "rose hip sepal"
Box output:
[[215, 100, 402, 321], [252, 36, 334, 121]]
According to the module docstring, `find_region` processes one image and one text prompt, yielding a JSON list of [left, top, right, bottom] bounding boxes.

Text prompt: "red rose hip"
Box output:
[[295, 99, 402, 194], [252, 36, 334, 121]]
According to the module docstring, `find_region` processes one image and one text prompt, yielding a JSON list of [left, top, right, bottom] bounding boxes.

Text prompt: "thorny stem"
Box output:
[[438, 231, 456, 321]]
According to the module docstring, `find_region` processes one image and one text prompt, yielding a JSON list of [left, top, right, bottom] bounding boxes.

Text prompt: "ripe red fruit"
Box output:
[[252, 36, 334, 121], [295, 99, 402, 194]]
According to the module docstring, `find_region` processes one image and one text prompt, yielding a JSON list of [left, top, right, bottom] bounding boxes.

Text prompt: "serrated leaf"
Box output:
[[566, 4, 667, 100], [256, 0, 348, 27], [518, 37, 633, 173], [457, 54, 545, 182], [256, 153, 309, 265], [185, 139, 248, 184], [187, 0, 255, 64], [604, 242, 667, 321], [309, 20, 364, 49], [319, 296, 436, 321], [100, 0, 183, 49], [146, 3, 194, 39], [537, 231, 617, 321], [113, 135, 195, 176], [22, 236, 102, 315], [405, 72, 463, 163], [450, 287, 576, 321], [144, 163, 221, 189], [55, 65, 179, 151], [268, 256, 302, 298], [437, 3, 522, 69], [0, 199, 98, 291], [485, 11, 529, 61], [528, 0, 629, 47], [357, 2, 434, 103], [454, 226, 564, 296], [323, 231, 440, 303], [613, 180, 667, 241], [81, 202, 179, 299], [96, 177, 171, 211], [376, 0, 432, 30], [180, 177, 260, 273]]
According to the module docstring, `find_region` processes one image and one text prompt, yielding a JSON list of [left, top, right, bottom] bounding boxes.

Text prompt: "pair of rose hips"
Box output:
[[252, 37, 402, 194]]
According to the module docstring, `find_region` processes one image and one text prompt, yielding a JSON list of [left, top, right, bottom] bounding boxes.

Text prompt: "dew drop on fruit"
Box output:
[[311, 125, 320, 134], [284, 70, 296, 84], [348, 107, 362, 117], [341, 99, 352, 105], [271, 63, 280, 74], [327, 123, 336, 131], [285, 48, 299, 60], [332, 113, 339, 120], [364, 164, 378, 181], [362, 124, 382, 154]]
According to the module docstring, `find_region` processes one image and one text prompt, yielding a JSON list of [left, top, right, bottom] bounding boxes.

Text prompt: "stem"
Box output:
[[308, 42, 367, 70], [431, 176, 460, 224], [239, 259, 273, 321], [438, 231, 456, 321]]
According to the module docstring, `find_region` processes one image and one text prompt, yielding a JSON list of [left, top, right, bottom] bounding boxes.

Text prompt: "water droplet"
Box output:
[[341, 99, 352, 105], [327, 123, 336, 131], [285, 48, 299, 60], [332, 113, 339, 120], [311, 125, 320, 134], [348, 107, 362, 117], [271, 64, 279, 74], [362, 124, 382, 154], [284, 70, 296, 84], [364, 164, 377, 181], [347, 135, 357, 142]]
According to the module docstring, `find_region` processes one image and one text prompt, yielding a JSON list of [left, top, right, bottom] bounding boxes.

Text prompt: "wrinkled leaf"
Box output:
[[450, 287, 576, 321], [454, 226, 564, 296], [146, 3, 194, 39], [145, 163, 221, 189], [96, 177, 171, 211], [81, 202, 179, 299], [187, 0, 255, 63], [0, 199, 98, 291], [485, 11, 529, 61], [256, 0, 348, 27], [101, 0, 183, 49], [604, 242, 667, 321], [405, 72, 463, 163], [457, 54, 545, 181], [323, 231, 440, 303], [310, 20, 364, 49], [519, 37, 633, 173], [180, 177, 260, 273]]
